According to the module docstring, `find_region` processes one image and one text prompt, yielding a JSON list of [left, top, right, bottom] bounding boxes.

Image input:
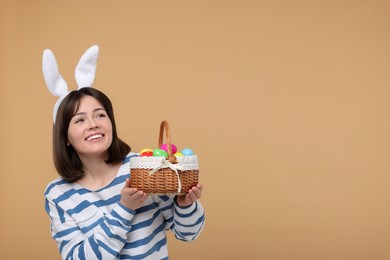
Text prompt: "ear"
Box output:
[[75, 45, 99, 89], [42, 49, 69, 97]]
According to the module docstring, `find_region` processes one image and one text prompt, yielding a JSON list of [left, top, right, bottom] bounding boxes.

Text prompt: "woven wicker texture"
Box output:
[[129, 121, 199, 195]]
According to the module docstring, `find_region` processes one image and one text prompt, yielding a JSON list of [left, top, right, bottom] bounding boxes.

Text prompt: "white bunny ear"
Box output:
[[42, 49, 69, 97], [75, 45, 99, 89]]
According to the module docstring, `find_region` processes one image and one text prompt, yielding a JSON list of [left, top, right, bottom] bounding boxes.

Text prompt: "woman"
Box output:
[[43, 46, 205, 259]]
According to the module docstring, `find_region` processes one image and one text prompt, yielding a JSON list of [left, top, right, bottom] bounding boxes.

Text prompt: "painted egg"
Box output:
[[140, 148, 153, 154], [173, 152, 184, 157], [153, 148, 168, 157], [140, 151, 153, 157], [160, 143, 177, 154], [181, 148, 194, 156]]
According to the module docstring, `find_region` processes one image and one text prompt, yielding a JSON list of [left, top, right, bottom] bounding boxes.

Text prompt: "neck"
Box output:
[[77, 153, 121, 191]]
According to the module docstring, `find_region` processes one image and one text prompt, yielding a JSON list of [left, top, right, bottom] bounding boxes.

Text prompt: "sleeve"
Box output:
[[156, 195, 205, 241], [45, 195, 134, 260]]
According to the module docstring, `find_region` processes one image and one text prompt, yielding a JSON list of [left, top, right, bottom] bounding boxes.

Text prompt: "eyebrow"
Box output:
[[73, 108, 106, 117]]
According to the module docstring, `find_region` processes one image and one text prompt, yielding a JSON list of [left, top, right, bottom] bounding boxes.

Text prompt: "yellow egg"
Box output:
[[174, 152, 184, 157]]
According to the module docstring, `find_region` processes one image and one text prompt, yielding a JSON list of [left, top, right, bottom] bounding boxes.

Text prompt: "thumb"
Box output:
[[124, 178, 130, 188]]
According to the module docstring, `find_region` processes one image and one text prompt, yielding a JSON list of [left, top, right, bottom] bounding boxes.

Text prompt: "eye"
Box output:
[[73, 117, 85, 124], [96, 113, 107, 118]]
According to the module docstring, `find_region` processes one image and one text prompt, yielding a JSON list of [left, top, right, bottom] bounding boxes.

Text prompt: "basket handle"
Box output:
[[158, 120, 177, 163]]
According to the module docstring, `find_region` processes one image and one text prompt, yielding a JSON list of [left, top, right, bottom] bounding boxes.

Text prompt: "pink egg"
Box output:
[[160, 143, 177, 154]]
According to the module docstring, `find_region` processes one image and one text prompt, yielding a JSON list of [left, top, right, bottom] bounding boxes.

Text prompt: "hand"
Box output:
[[119, 178, 147, 211], [176, 183, 203, 207]]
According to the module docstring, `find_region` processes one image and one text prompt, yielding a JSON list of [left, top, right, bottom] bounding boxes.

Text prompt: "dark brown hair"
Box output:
[[53, 87, 131, 182]]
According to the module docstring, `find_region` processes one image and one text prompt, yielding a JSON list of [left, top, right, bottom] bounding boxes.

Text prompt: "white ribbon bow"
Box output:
[[149, 158, 184, 193]]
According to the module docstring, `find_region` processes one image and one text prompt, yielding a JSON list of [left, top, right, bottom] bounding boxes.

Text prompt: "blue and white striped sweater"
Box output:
[[44, 153, 205, 259]]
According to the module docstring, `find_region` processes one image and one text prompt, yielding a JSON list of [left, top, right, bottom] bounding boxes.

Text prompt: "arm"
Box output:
[[45, 196, 134, 260], [44, 179, 146, 260], [157, 184, 205, 241]]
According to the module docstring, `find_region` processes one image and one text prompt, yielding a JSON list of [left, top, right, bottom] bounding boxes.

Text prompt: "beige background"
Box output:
[[1, 0, 390, 259]]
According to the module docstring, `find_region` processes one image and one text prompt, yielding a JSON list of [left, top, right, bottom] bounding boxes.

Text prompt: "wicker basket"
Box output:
[[129, 120, 199, 195]]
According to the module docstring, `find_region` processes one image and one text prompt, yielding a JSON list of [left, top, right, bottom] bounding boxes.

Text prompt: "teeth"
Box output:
[[86, 134, 103, 141]]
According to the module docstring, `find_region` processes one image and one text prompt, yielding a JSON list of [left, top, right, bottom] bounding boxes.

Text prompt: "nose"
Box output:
[[88, 118, 99, 130]]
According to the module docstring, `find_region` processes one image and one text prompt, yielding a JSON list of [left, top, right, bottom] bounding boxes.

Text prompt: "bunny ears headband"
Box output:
[[42, 45, 99, 123]]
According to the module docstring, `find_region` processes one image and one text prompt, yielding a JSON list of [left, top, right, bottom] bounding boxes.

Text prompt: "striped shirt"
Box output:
[[44, 153, 205, 259]]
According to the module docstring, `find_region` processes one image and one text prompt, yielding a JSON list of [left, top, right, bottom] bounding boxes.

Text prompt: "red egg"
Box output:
[[140, 151, 153, 157]]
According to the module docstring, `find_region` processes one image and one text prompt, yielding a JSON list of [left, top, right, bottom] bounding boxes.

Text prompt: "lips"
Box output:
[[85, 133, 104, 141]]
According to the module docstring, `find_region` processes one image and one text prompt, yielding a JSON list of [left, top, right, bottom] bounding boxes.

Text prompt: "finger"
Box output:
[[192, 188, 202, 199], [188, 185, 202, 198], [132, 190, 145, 200], [124, 178, 130, 187], [138, 193, 147, 202], [183, 193, 192, 204], [127, 188, 139, 196], [196, 183, 203, 192], [187, 190, 198, 202]]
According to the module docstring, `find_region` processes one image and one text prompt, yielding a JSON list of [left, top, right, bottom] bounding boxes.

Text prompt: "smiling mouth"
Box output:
[[85, 134, 104, 141]]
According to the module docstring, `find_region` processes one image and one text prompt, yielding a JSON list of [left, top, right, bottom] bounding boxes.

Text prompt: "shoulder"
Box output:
[[43, 177, 77, 200], [122, 152, 139, 164], [114, 152, 140, 178]]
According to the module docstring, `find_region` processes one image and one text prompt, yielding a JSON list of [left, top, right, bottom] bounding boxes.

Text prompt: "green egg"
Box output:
[[153, 148, 168, 157]]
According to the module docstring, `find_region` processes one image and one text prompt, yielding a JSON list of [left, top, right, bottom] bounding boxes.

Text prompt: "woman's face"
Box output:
[[67, 95, 113, 159]]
